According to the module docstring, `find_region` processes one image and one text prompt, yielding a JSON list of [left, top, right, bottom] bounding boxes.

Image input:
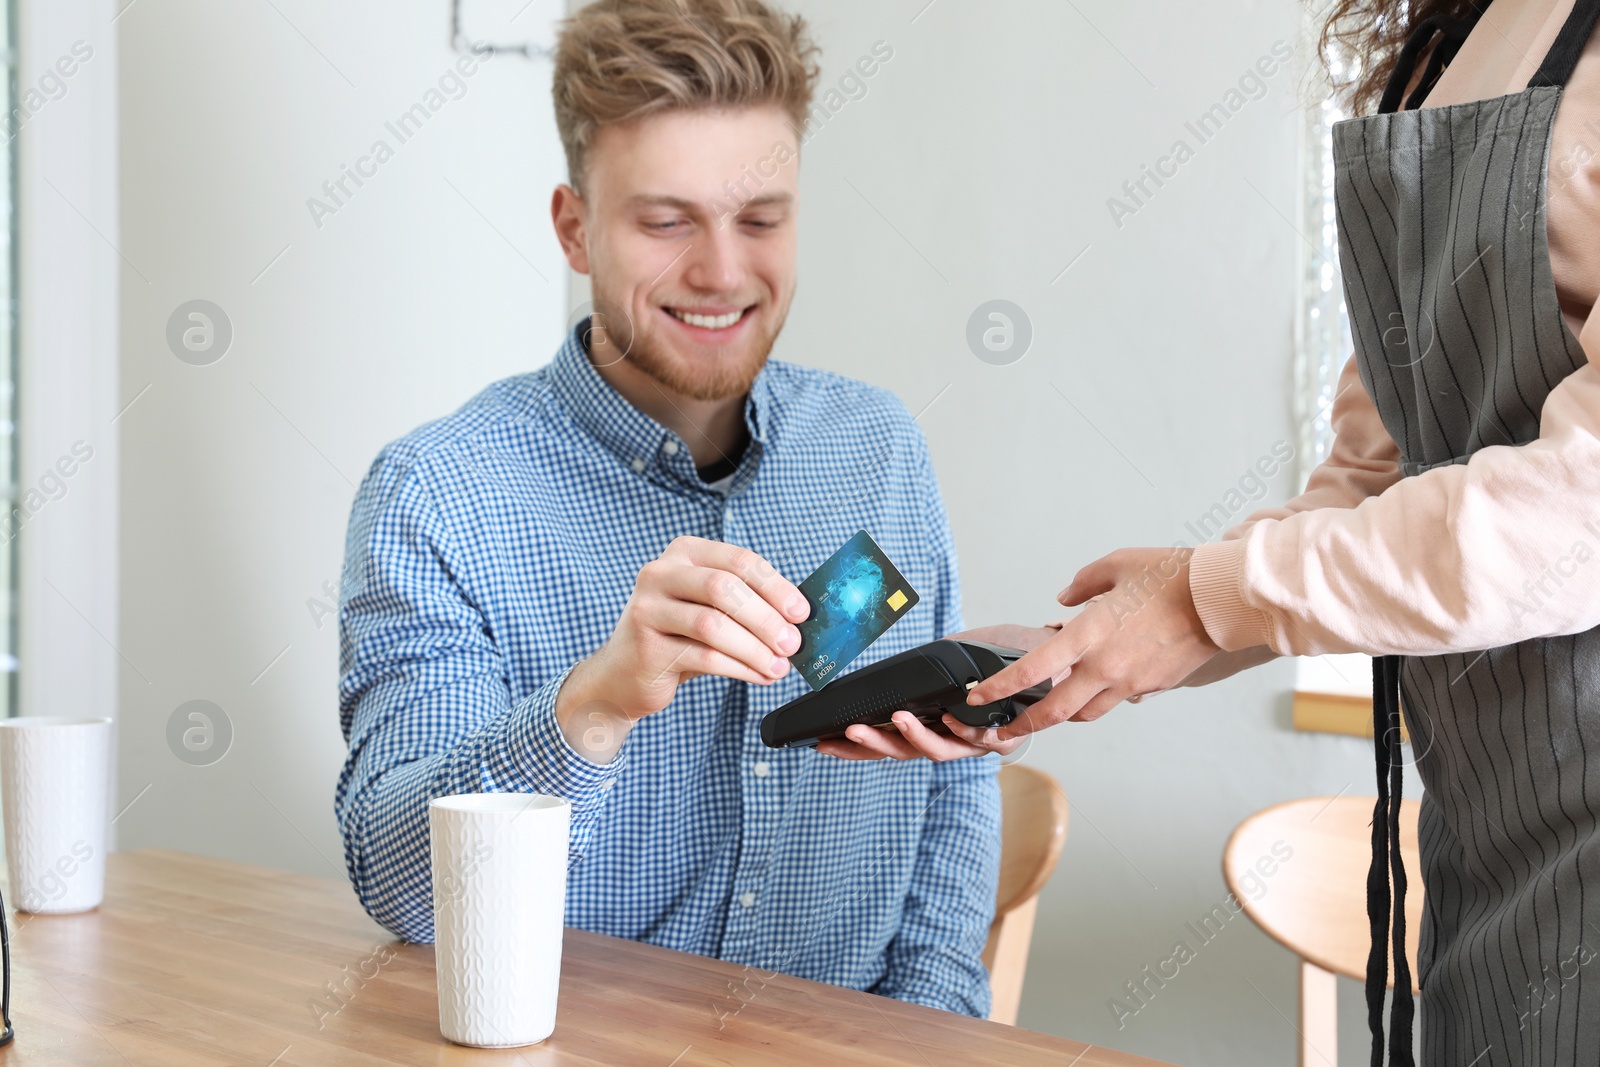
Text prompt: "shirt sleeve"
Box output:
[[334, 448, 626, 942], [1190, 335, 1600, 657], [873, 428, 1002, 1017], [872, 756, 1002, 1016]]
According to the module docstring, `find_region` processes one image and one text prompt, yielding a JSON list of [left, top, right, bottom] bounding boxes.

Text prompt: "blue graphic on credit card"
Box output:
[[790, 530, 919, 691]]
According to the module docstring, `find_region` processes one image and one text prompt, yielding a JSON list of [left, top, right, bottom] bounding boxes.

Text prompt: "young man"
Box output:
[[334, 0, 1001, 1017]]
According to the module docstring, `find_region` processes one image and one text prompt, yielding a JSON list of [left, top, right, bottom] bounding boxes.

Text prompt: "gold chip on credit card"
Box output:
[[887, 590, 908, 611]]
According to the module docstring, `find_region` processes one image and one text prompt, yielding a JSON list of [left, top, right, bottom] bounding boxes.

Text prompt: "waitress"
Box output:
[[823, 0, 1600, 1062]]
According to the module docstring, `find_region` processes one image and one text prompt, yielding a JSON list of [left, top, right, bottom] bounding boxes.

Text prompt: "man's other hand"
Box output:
[[815, 623, 1056, 762]]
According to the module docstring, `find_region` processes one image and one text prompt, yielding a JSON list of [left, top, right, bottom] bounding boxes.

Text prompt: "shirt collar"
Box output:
[[545, 317, 777, 476]]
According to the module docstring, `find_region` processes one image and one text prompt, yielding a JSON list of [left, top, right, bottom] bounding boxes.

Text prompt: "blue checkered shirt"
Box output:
[[335, 323, 1001, 1016]]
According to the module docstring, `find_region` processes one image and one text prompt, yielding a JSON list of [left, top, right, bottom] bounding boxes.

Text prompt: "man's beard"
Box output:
[[590, 297, 787, 402]]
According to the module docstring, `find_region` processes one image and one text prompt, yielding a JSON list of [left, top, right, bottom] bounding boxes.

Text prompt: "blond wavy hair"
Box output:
[[553, 0, 821, 190]]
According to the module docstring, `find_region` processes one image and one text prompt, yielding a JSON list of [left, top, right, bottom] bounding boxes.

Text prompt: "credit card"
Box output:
[[790, 530, 920, 691]]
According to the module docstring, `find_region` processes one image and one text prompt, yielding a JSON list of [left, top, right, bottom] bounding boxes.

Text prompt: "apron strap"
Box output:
[[1529, 0, 1600, 89], [1377, 9, 1487, 115], [1367, 655, 1415, 1067]]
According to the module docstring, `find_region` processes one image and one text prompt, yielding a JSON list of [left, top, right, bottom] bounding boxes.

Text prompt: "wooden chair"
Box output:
[[982, 763, 1069, 1025], [1224, 796, 1422, 1067]]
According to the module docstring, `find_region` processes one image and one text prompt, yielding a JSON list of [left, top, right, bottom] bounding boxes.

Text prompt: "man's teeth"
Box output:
[[669, 308, 743, 330]]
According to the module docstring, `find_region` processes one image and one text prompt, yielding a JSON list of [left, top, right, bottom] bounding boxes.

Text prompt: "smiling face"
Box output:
[[553, 106, 800, 402]]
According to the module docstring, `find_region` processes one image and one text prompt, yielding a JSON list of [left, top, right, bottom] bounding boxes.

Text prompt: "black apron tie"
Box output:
[[1368, 655, 1414, 1067]]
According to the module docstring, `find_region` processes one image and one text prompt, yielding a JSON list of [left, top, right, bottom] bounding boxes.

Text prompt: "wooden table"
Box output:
[[2, 850, 1174, 1066]]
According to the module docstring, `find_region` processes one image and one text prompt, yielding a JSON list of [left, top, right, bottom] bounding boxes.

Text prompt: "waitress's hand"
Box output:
[[815, 624, 1054, 762], [965, 547, 1223, 738]]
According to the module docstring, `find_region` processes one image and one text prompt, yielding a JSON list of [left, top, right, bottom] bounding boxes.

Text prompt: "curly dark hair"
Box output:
[[1318, 0, 1488, 114]]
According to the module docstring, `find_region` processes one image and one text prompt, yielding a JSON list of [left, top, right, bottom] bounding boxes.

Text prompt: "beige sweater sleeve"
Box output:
[[1191, 325, 1600, 656]]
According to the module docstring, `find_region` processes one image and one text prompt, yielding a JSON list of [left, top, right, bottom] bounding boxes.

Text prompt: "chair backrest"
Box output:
[[982, 763, 1069, 1025], [1223, 795, 1422, 992]]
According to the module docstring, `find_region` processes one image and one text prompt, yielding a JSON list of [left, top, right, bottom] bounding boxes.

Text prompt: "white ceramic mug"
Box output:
[[429, 792, 569, 1048], [0, 717, 113, 913]]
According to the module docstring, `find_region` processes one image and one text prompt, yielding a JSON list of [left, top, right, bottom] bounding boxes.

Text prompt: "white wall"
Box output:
[[16, 0, 120, 753], [110, 1, 1404, 1064], [114, 0, 569, 875], [776, 2, 1389, 1064]]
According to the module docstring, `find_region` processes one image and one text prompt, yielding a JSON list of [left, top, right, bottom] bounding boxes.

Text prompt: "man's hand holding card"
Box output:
[[556, 536, 809, 762]]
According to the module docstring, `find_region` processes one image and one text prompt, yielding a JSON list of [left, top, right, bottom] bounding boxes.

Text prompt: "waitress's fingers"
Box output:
[[1069, 687, 1130, 723], [967, 624, 1084, 706], [1057, 552, 1124, 607], [994, 668, 1110, 738]]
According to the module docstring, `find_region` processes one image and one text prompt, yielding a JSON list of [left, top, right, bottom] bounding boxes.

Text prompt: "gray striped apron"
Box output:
[[1333, 1, 1600, 1063]]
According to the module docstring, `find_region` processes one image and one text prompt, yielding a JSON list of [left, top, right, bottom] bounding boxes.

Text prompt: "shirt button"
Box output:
[[752, 761, 771, 778], [598, 780, 615, 792], [629, 458, 646, 474], [739, 892, 756, 909], [663, 440, 680, 456]]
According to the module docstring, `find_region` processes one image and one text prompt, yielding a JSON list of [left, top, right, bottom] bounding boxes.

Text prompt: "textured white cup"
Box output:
[[430, 792, 569, 1048], [0, 717, 113, 914]]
